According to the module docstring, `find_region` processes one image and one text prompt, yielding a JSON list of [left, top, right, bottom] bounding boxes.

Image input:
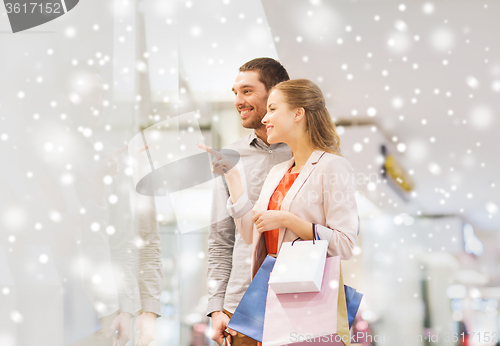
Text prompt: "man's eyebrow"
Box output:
[[231, 84, 254, 92]]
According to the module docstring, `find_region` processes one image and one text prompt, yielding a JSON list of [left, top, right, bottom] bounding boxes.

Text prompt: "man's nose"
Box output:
[[234, 93, 244, 109]]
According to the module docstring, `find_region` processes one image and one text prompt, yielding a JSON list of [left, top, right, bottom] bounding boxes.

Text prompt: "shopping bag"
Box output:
[[262, 256, 351, 346], [344, 285, 363, 330], [269, 240, 328, 294], [227, 255, 276, 342]]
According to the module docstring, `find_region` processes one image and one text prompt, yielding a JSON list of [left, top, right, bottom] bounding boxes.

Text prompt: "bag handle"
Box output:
[[291, 223, 318, 246]]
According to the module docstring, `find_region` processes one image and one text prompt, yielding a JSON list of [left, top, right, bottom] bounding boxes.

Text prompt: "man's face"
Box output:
[[232, 71, 269, 129]]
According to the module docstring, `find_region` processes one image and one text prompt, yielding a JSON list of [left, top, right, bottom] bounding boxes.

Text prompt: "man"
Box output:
[[207, 58, 292, 346]]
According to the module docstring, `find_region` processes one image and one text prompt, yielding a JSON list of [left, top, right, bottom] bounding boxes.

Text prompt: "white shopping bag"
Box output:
[[268, 239, 328, 294]]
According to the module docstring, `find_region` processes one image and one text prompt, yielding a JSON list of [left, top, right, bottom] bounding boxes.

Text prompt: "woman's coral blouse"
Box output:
[[265, 167, 300, 254]]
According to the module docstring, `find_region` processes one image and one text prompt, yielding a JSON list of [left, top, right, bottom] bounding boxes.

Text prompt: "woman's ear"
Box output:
[[294, 107, 306, 122]]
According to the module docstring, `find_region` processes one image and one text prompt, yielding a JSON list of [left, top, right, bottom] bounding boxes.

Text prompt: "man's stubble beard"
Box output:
[[241, 91, 269, 130], [242, 113, 266, 130]]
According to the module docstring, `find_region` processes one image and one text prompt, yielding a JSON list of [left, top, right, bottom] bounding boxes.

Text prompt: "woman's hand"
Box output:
[[197, 143, 236, 176], [252, 211, 289, 233], [197, 143, 243, 203], [253, 211, 317, 241]]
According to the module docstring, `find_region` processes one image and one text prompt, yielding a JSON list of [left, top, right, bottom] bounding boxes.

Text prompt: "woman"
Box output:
[[201, 79, 358, 278]]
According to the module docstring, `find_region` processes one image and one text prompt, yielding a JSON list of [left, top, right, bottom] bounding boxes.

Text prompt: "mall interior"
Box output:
[[1, 0, 500, 345]]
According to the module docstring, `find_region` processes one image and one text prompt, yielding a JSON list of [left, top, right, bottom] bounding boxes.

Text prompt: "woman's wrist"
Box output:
[[283, 212, 314, 240], [225, 168, 244, 204], [281, 211, 294, 229], [224, 166, 240, 180]]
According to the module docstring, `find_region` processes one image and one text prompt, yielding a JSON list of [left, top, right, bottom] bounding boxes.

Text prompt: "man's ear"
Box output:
[[294, 107, 306, 122]]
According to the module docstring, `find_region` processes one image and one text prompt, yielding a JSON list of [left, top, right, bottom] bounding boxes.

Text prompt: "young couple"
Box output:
[[202, 58, 359, 346]]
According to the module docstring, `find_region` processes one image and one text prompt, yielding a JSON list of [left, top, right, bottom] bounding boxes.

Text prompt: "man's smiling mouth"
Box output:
[[240, 108, 253, 117]]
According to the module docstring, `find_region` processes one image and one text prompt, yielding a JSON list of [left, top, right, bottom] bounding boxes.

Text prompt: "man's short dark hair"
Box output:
[[239, 58, 290, 91]]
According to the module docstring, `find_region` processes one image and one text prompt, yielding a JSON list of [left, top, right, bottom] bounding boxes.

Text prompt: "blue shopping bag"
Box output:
[[344, 285, 363, 329], [227, 255, 276, 343]]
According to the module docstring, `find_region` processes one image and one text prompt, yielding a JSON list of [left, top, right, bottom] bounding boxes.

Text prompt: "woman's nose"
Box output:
[[261, 113, 269, 124]]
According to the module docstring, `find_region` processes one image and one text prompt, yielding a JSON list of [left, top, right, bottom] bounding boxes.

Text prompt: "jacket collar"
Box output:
[[256, 150, 326, 211], [280, 150, 326, 211], [277, 150, 326, 245], [253, 150, 327, 260]]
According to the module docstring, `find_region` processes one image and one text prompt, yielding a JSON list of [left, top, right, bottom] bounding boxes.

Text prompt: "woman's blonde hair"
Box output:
[[273, 79, 342, 156]]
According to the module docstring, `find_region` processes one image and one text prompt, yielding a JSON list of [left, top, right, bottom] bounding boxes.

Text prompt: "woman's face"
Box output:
[[262, 89, 296, 144]]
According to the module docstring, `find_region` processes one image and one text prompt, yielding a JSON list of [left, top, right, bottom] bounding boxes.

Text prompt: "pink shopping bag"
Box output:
[[262, 256, 350, 346]]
